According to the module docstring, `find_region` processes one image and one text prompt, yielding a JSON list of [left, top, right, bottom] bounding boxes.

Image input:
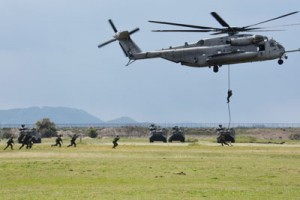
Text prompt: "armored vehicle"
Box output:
[[18, 124, 42, 144], [168, 126, 185, 142], [217, 127, 235, 146], [149, 124, 167, 143]]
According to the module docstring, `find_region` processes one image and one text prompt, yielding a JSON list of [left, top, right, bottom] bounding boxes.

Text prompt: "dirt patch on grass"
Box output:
[[238, 128, 300, 140]]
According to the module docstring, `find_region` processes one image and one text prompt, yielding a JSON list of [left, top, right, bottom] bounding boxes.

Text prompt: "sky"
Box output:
[[0, 0, 299, 123]]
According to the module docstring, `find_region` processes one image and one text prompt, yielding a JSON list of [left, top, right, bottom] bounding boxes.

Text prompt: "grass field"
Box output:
[[0, 138, 299, 200]]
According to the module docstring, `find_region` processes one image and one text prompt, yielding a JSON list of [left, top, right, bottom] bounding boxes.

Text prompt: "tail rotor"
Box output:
[[98, 19, 140, 49], [97, 38, 117, 48]]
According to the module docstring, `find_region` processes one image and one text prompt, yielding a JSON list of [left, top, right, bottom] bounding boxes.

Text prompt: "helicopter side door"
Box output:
[[257, 41, 266, 57]]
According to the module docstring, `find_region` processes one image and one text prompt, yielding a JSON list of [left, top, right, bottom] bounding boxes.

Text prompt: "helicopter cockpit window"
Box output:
[[277, 43, 284, 50], [270, 41, 275, 47]]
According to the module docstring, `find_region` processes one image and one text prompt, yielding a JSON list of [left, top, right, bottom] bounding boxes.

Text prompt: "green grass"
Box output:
[[0, 139, 300, 200]]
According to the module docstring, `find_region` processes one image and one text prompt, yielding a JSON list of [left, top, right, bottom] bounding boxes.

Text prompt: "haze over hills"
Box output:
[[0, 107, 106, 125], [106, 116, 138, 124], [0, 107, 295, 128]]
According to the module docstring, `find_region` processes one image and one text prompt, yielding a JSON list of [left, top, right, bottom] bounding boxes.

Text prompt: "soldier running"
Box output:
[[51, 135, 63, 147], [67, 134, 78, 147], [19, 134, 31, 149], [26, 136, 35, 149], [112, 135, 120, 149], [3, 136, 14, 150]]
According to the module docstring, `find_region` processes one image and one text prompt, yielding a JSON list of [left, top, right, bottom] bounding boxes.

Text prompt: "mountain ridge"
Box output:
[[0, 106, 140, 125], [0, 106, 105, 124]]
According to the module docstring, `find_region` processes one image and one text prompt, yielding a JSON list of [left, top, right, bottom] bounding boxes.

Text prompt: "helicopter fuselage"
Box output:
[[132, 34, 285, 68], [99, 14, 300, 73]]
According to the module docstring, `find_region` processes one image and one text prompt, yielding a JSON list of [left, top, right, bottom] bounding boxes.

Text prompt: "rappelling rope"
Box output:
[[227, 101, 231, 129], [228, 65, 231, 89], [227, 65, 231, 129]]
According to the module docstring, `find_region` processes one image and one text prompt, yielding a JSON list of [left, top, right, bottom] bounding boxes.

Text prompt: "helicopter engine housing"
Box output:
[[230, 35, 265, 46]]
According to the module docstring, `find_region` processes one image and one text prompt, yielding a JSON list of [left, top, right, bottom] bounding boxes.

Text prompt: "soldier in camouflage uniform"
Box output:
[[112, 135, 120, 149], [51, 135, 63, 147], [3, 137, 14, 150], [67, 134, 78, 147]]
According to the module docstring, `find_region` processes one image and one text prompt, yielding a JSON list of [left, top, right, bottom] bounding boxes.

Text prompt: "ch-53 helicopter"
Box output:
[[98, 11, 300, 73]]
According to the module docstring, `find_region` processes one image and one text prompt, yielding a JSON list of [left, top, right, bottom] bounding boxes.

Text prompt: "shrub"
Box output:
[[87, 128, 98, 138], [36, 118, 57, 138], [289, 134, 300, 140], [1, 128, 14, 139]]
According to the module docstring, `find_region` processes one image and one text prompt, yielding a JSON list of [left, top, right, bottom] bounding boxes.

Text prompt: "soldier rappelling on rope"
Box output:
[[217, 65, 235, 146], [227, 89, 232, 103]]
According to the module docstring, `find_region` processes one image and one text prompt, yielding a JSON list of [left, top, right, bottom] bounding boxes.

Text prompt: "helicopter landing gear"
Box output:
[[278, 59, 284, 65], [213, 65, 219, 73], [278, 54, 288, 65]]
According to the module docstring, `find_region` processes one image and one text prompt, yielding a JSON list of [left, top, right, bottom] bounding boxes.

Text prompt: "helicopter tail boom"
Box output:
[[117, 31, 142, 58]]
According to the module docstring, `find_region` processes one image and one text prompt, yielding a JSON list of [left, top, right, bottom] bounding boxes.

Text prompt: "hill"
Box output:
[[106, 116, 138, 124], [0, 107, 104, 124]]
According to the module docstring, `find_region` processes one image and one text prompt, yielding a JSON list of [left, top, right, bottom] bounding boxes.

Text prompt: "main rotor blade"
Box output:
[[152, 29, 213, 32], [245, 29, 285, 32], [98, 38, 117, 48], [244, 11, 299, 28], [211, 12, 231, 28], [210, 32, 226, 35], [149, 20, 216, 30], [258, 23, 300, 28], [108, 19, 118, 33], [129, 27, 140, 35]]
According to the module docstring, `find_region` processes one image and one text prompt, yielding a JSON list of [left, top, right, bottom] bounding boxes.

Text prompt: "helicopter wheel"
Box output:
[[278, 59, 284, 65], [213, 65, 219, 73]]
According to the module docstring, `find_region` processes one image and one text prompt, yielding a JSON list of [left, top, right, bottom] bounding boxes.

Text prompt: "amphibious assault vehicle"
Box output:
[[168, 126, 185, 142], [18, 124, 42, 143], [149, 124, 167, 143]]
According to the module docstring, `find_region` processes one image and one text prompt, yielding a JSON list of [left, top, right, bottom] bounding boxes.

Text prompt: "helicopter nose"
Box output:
[[276, 44, 285, 55], [277, 43, 285, 51]]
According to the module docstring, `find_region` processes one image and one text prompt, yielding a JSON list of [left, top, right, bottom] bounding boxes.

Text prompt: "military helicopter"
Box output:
[[98, 11, 300, 73]]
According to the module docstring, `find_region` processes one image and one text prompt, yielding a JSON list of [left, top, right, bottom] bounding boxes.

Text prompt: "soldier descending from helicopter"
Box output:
[[112, 135, 120, 149], [51, 135, 63, 147], [67, 134, 78, 147], [227, 89, 232, 103], [3, 136, 14, 150]]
